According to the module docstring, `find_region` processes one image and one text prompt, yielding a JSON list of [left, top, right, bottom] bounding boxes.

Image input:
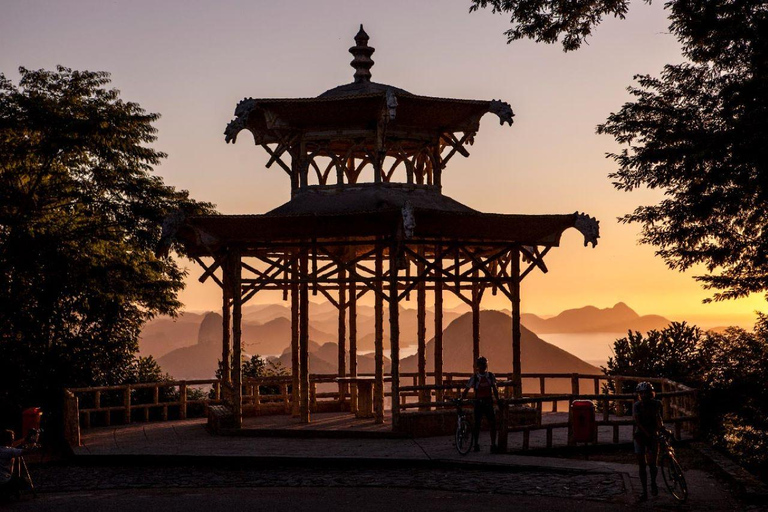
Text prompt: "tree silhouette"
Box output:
[[0, 67, 214, 416], [471, 0, 768, 301]]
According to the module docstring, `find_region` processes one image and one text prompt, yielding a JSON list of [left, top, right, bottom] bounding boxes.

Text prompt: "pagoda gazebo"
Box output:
[[173, 26, 599, 429]]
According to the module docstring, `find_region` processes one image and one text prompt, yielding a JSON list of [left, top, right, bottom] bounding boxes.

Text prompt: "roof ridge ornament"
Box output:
[[489, 99, 515, 126], [574, 212, 600, 247], [350, 24, 375, 83]]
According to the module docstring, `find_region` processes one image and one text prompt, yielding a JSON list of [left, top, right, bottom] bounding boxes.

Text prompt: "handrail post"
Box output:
[[124, 385, 131, 424], [63, 390, 81, 447], [281, 383, 289, 413], [498, 402, 509, 452], [180, 382, 188, 420], [570, 374, 580, 396]]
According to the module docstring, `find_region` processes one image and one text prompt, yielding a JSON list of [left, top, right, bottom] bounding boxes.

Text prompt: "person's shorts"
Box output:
[[633, 435, 658, 456], [473, 398, 496, 426]]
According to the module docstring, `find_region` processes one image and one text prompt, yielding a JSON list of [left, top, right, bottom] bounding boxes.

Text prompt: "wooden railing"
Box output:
[[397, 373, 697, 451], [66, 379, 222, 431], [64, 372, 697, 450]]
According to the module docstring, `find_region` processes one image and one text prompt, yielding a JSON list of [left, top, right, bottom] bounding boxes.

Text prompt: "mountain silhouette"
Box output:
[[401, 310, 599, 394], [402, 310, 598, 373], [242, 316, 335, 356], [138, 312, 206, 358], [156, 312, 335, 379], [142, 303, 661, 382], [270, 341, 388, 376], [157, 312, 224, 379], [521, 302, 670, 333]]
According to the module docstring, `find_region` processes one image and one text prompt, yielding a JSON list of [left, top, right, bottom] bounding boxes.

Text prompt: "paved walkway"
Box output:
[[60, 415, 740, 510], [75, 411, 661, 458]]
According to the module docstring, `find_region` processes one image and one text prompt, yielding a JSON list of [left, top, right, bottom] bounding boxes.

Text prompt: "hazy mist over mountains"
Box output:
[[140, 302, 668, 380]]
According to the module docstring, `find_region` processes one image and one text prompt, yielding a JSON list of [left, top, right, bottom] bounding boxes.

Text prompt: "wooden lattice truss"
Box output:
[[193, 238, 552, 426], [256, 130, 478, 188]]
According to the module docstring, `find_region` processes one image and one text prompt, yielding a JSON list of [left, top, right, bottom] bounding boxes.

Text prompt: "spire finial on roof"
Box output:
[[349, 24, 374, 84]]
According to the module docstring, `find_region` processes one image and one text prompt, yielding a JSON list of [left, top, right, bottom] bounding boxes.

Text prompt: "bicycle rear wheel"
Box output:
[[661, 455, 688, 502], [455, 419, 473, 455]]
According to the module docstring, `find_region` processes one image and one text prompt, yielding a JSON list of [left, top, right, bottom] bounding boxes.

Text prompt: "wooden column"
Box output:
[[472, 268, 481, 366], [299, 249, 311, 423], [511, 248, 522, 398], [417, 249, 427, 408], [389, 245, 401, 428], [434, 244, 444, 402], [338, 266, 347, 405], [299, 139, 308, 189], [374, 243, 384, 424], [433, 146, 442, 189], [290, 255, 300, 417], [221, 254, 231, 384], [349, 267, 358, 413], [231, 250, 243, 428]]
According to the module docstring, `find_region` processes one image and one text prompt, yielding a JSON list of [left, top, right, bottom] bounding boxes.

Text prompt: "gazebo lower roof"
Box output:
[[180, 210, 587, 257], [175, 185, 599, 256]]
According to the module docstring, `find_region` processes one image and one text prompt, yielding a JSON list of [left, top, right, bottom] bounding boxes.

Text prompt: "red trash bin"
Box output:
[[22, 407, 42, 438], [570, 400, 596, 443]]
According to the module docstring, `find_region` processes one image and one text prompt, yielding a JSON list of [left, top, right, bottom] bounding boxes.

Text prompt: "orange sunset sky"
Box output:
[[3, 0, 764, 328]]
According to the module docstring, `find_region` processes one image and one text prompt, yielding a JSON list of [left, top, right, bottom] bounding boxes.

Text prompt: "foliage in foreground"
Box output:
[[471, 0, 768, 302], [0, 67, 214, 421], [605, 318, 768, 477]]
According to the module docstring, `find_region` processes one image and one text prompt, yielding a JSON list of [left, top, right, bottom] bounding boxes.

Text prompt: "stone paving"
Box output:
[[27, 463, 626, 501], [57, 414, 738, 510]]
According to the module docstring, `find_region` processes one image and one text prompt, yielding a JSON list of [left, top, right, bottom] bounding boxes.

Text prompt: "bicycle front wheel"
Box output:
[[661, 455, 688, 503], [455, 420, 473, 455]]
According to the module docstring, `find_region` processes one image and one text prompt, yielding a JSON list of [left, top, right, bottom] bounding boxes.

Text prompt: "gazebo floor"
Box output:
[[227, 411, 405, 439]]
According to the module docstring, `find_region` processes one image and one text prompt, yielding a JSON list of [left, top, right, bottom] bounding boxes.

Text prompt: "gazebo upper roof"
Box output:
[[223, 25, 514, 148]]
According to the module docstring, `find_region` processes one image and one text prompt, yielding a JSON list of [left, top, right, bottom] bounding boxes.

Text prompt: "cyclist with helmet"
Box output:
[[461, 356, 501, 453], [633, 381, 664, 501]]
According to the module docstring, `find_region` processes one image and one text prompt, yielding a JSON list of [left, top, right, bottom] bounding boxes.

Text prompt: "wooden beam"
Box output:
[[195, 256, 223, 287], [231, 250, 243, 429], [221, 255, 231, 384], [472, 267, 481, 366], [338, 267, 347, 405], [300, 249, 310, 423], [417, 249, 427, 408], [511, 248, 522, 399], [349, 267, 358, 413], [374, 243, 384, 424], [434, 243, 444, 402], [389, 245, 401, 429], [291, 256, 300, 417]]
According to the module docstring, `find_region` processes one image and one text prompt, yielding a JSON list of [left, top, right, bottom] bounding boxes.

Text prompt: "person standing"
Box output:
[[0, 429, 25, 496], [633, 381, 664, 501], [461, 356, 502, 453]]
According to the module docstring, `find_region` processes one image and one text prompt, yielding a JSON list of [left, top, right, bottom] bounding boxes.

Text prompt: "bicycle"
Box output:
[[451, 398, 475, 455], [657, 428, 687, 503]]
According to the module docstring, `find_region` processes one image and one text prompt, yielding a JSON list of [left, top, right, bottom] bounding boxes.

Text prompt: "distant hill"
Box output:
[[242, 317, 335, 356], [138, 312, 206, 358], [142, 302, 668, 382], [156, 312, 335, 380], [157, 312, 224, 380], [270, 341, 388, 375], [402, 310, 599, 374], [521, 302, 670, 334]]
